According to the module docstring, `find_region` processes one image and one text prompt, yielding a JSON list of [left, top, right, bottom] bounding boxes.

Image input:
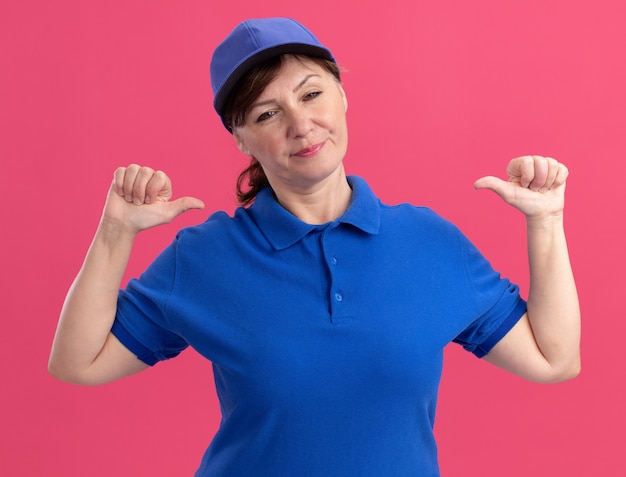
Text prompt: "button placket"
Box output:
[[322, 227, 344, 318]]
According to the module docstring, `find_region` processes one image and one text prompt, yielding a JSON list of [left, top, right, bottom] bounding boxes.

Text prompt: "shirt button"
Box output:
[[331, 257, 338, 265], [334, 293, 343, 302]]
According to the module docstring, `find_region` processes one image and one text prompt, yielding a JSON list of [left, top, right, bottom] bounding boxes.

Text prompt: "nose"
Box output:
[[286, 107, 313, 138]]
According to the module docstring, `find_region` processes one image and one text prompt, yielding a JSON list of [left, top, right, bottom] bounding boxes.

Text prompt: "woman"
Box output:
[[49, 17, 580, 476]]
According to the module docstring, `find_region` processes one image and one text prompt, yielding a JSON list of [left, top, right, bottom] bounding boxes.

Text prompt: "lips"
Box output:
[[293, 141, 325, 158]]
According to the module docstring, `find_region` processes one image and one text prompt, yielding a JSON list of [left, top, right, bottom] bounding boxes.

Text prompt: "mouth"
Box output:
[[293, 141, 325, 158]]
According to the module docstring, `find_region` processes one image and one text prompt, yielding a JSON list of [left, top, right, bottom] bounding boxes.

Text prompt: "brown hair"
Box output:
[[220, 55, 342, 206]]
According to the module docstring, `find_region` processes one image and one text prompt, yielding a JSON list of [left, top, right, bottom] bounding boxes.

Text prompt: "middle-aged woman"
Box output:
[[49, 17, 580, 477]]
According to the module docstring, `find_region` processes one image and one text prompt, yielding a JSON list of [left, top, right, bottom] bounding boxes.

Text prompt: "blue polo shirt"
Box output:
[[112, 176, 525, 477]]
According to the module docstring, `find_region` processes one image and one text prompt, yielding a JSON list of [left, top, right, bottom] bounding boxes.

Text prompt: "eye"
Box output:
[[303, 90, 322, 101], [256, 110, 277, 122]]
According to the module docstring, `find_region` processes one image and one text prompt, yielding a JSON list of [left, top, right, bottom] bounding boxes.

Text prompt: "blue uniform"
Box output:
[[112, 176, 526, 476]]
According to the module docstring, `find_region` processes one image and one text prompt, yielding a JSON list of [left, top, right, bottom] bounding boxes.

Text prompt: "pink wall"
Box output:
[[2, 1, 624, 475]]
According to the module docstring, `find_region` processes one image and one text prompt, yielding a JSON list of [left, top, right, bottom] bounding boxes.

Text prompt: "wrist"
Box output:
[[526, 211, 565, 231], [97, 216, 139, 245]]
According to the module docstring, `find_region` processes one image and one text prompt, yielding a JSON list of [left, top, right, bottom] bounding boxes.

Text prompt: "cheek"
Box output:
[[247, 133, 281, 159], [329, 106, 348, 136]]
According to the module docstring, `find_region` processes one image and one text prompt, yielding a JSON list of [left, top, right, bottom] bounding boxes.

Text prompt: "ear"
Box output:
[[233, 131, 251, 156], [337, 83, 348, 113]]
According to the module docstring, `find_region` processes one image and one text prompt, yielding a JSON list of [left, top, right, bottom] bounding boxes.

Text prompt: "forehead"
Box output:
[[258, 56, 329, 93]]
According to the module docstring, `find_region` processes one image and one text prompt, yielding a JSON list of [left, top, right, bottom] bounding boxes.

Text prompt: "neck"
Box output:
[[273, 170, 353, 225]]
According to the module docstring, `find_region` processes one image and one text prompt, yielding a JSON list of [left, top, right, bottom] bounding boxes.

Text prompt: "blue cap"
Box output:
[[210, 18, 336, 127]]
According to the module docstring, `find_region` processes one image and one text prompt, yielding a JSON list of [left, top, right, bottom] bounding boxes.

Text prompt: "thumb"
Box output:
[[474, 175, 524, 208], [473, 175, 508, 195], [163, 196, 205, 221]]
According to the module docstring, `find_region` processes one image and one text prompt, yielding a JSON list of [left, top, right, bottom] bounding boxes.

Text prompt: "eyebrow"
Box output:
[[293, 74, 320, 93], [250, 74, 321, 110]]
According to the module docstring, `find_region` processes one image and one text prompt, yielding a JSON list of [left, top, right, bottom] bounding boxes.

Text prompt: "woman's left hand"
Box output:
[[473, 155, 569, 219], [475, 155, 580, 383]]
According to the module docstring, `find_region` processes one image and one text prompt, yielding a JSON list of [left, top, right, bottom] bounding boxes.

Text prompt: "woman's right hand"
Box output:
[[49, 165, 204, 385], [103, 164, 205, 234]]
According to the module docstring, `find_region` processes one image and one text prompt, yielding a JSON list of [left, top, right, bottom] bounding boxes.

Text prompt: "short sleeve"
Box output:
[[452, 231, 527, 358], [112, 236, 189, 366]]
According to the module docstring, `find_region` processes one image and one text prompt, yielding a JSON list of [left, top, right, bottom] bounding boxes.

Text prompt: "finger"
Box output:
[[541, 157, 560, 192], [145, 170, 171, 204], [528, 156, 550, 192], [131, 166, 156, 205], [508, 156, 535, 188], [122, 164, 141, 202], [554, 162, 569, 188], [113, 167, 127, 196]]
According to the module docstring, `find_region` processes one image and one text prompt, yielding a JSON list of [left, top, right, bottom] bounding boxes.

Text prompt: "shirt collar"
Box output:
[[248, 176, 381, 250]]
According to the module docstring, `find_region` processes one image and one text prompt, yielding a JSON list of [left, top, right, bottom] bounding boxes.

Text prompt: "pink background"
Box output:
[[2, 1, 624, 475]]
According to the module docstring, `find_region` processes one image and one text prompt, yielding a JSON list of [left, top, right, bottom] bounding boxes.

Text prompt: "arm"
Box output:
[[48, 165, 204, 385], [474, 156, 580, 383]]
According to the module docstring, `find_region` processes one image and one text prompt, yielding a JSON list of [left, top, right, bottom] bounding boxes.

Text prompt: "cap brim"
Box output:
[[213, 44, 335, 118]]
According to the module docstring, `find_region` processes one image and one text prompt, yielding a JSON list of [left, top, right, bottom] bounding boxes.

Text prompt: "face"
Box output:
[[232, 55, 348, 196]]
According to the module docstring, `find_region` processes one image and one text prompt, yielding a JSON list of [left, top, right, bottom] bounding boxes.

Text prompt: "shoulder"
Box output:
[[347, 175, 460, 235], [164, 209, 236, 252], [380, 201, 465, 243], [348, 175, 466, 248], [177, 208, 253, 240]]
